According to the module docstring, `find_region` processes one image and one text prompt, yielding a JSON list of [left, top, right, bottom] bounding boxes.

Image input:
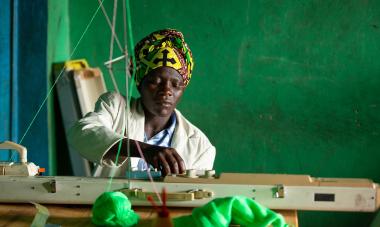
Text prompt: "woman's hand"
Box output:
[[142, 145, 186, 176], [108, 139, 186, 176]]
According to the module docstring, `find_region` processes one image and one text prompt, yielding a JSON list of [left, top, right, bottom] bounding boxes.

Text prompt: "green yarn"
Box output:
[[173, 196, 288, 227], [92, 191, 139, 227], [91, 193, 288, 227]]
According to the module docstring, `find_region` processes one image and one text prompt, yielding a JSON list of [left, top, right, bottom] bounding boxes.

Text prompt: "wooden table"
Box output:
[[0, 203, 298, 227]]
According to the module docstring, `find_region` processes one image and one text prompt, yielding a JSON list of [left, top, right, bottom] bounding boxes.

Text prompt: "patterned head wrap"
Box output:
[[134, 29, 194, 87]]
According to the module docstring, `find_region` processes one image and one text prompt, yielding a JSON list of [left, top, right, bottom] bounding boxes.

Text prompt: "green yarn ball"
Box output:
[[92, 191, 139, 227]]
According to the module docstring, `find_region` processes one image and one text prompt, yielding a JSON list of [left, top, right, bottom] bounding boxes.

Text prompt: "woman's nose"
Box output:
[[159, 81, 173, 96]]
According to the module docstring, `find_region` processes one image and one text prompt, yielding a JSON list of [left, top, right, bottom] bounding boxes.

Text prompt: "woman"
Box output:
[[68, 29, 215, 177]]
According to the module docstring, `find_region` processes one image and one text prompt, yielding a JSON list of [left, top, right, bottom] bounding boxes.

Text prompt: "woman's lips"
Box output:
[[156, 100, 172, 107]]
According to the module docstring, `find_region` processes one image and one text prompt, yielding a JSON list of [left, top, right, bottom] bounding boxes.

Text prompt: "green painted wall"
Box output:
[[62, 0, 380, 226], [48, 0, 71, 175]]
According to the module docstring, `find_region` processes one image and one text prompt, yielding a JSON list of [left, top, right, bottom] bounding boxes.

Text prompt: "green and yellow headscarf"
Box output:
[[134, 29, 194, 87]]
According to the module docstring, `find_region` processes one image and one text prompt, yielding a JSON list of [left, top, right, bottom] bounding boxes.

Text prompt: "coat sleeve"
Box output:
[[67, 92, 127, 166], [191, 136, 216, 170], [172, 109, 216, 171]]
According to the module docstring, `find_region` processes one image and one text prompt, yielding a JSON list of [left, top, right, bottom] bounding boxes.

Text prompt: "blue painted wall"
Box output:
[[0, 0, 11, 160], [0, 0, 49, 172], [15, 0, 49, 172]]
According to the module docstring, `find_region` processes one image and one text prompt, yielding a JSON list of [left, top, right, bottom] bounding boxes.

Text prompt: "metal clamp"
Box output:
[[273, 184, 285, 198]]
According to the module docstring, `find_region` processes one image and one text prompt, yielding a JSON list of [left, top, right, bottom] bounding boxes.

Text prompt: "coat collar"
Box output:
[[127, 98, 196, 144]]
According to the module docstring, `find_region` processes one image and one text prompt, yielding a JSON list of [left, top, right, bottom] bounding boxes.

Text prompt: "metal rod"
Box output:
[[104, 55, 126, 66]]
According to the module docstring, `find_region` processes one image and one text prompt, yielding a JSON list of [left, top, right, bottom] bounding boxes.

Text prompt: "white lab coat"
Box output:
[[68, 92, 216, 177]]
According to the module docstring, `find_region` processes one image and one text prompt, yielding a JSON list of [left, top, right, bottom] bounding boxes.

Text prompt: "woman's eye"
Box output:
[[171, 80, 184, 88], [172, 82, 179, 88], [148, 78, 160, 84]]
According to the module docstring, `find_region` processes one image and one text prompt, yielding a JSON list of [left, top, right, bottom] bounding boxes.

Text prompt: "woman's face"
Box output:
[[139, 66, 185, 117]]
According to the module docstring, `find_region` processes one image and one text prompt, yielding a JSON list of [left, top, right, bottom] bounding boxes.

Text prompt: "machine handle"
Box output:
[[0, 141, 27, 163], [120, 188, 213, 202]]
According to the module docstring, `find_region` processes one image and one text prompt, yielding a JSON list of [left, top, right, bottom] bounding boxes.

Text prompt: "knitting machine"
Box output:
[[0, 141, 43, 176], [0, 141, 379, 212]]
